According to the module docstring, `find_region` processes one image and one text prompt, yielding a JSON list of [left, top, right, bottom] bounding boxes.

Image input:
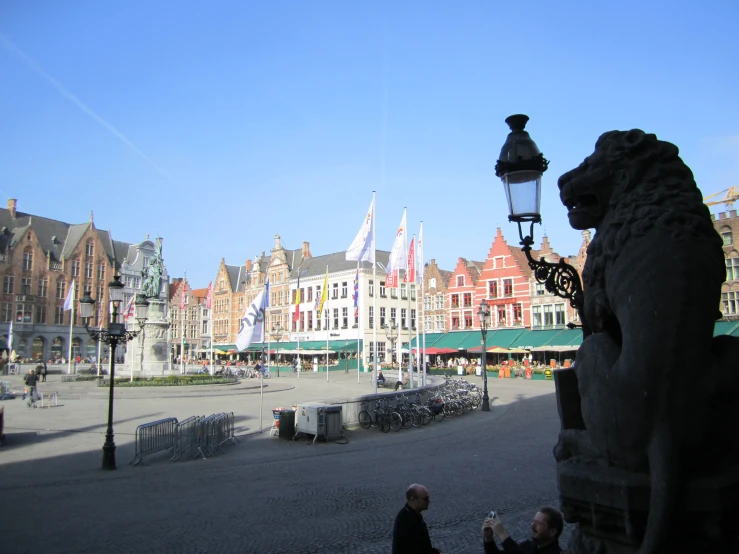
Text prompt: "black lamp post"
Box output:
[[495, 114, 586, 330], [478, 299, 491, 411], [271, 322, 283, 377], [79, 275, 148, 470], [383, 319, 398, 369]]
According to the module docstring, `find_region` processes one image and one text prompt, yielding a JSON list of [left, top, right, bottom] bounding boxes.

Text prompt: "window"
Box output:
[[38, 277, 48, 298], [307, 287, 313, 302], [401, 283, 407, 300], [85, 262, 93, 279], [532, 306, 542, 327], [72, 259, 80, 277], [429, 278, 437, 289], [369, 280, 374, 297], [332, 283, 339, 299], [36, 305, 46, 324], [451, 294, 459, 308], [497, 305, 506, 326], [143, 257, 149, 268], [463, 293, 472, 307], [369, 306, 374, 329], [21, 277, 31, 295], [341, 282, 347, 298], [22, 249, 32, 270], [494, 256, 505, 269], [1, 303, 10, 321], [390, 287, 397, 299], [727, 257, 739, 281], [722, 230, 733, 246], [98, 262, 105, 280], [456, 275, 464, 287], [97, 285, 104, 303], [401, 308, 407, 329], [380, 281, 386, 297], [555, 304, 566, 325], [56, 280, 65, 299], [342, 307, 348, 328], [423, 297, 431, 311], [380, 307, 386, 327], [543, 305, 554, 326], [391, 308, 396, 322], [723, 291, 739, 315], [424, 315, 432, 330], [464, 312, 472, 328], [489, 281, 498, 298], [435, 314, 445, 331], [85, 240, 94, 257], [173, 324, 179, 338], [535, 282, 546, 296], [410, 309, 416, 329], [132, 277, 141, 289], [435, 294, 444, 310], [410, 285, 417, 301], [3, 275, 14, 294], [202, 320, 209, 334], [451, 316, 460, 329], [55, 306, 65, 324], [333, 308, 339, 329], [513, 303, 523, 324], [503, 279, 513, 297]]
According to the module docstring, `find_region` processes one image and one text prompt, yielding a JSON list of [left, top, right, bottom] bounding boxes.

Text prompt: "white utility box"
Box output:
[[295, 403, 343, 444]]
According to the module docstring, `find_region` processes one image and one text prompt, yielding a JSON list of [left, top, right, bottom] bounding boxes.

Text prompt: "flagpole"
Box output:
[[372, 192, 378, 394], [209, 280, 214, 376], [67, 281, 75, 374], [356, 262, 361, 384], [406, 228, 413, 389], [420, 222, 427, 387], [324, 264, 329, 378], [180, 272, 185, 375], [325, 269, 329, 383]]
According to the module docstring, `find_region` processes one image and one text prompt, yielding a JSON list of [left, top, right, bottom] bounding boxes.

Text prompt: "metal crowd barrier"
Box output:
[[38, 392, 59, 408], [132, 412, 238, 465], [130, 417, 179, 466]]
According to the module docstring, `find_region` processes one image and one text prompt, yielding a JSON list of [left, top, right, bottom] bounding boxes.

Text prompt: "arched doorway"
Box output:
[[17, 339, 27, 359], [72, 337, 81, 360], [32, 337, 44, 360], [51, 337, 64, 361], [87, 338, 97, 359]]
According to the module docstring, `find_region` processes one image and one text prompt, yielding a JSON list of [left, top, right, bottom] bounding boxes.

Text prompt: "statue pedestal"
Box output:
[[560, 460, 739, 553], [128, 299, 172, 376]]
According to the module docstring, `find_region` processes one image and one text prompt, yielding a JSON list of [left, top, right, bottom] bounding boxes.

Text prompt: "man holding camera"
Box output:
[[482, 507, 563, 553]]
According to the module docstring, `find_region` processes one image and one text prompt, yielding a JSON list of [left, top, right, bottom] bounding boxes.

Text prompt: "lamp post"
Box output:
[[271, 322, 283, 377], [495, 114, 587, 332], [478, 299, 491, 411], [383, 318, 399, 371], [79, 275, 148, 470]]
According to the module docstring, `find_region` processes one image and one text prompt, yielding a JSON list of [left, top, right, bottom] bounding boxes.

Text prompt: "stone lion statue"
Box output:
[[554, 130, 739, 553]]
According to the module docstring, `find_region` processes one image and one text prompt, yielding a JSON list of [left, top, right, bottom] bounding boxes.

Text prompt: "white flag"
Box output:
[[63, 280, 75, 311], [386, 209, 407, 275], [418, 222, 424, 280], [346, 197, 375, 263], [236, 288, 267, 351]]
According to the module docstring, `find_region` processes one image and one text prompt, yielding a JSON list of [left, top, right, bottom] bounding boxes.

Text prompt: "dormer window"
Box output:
[[456, 276, 464, 287]]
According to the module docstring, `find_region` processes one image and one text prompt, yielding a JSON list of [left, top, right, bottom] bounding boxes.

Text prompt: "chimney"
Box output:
[[730, 210, 737, 218], [245, 259, 253, 272], [274, 234, 281, 251], [8, 199, 17, 218], [302, 241, 311, 258]]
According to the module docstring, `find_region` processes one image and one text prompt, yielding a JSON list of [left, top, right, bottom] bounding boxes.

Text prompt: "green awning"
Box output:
[[513, 329, 568, 349], [411, 333, 445, 348], [714, 320, 739, 336], [426, 331, 474, 350], [455, 332, 485, 350], [483, 329, 527, 349]]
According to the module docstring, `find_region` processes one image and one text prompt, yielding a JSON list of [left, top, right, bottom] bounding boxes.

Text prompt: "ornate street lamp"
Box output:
[[495, 114, 585, 325], [271, 322, 283, 377], [478, 299, 491, 412], [79, 275, 148, 470], [383, 318, 399, 369]]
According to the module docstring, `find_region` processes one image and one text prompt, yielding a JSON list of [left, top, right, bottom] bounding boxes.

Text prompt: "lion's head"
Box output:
[[559, 129, 724, 291]]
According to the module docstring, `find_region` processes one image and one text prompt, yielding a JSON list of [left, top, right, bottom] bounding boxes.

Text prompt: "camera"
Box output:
[[488, 511, 496, 518]]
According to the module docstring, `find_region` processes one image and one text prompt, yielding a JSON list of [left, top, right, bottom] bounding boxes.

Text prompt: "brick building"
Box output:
[[419, 259, 452, 333], [446, 257, 483, 331], [0, 198, 160, 362], [712, 210, 739, 318], [169, 276, 200, 362]]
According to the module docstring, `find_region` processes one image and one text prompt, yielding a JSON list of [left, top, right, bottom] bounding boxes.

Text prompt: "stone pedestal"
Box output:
[[127, 299, 171, 376]]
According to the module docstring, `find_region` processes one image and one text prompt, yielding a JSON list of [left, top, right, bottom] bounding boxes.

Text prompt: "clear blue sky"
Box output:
[[1, 0, 737, 287]]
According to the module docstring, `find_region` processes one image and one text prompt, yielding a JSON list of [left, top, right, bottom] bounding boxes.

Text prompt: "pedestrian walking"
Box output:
[[41, 360, 48, 382], [392, 484, 443, 554], [24, 368, 39, 408]]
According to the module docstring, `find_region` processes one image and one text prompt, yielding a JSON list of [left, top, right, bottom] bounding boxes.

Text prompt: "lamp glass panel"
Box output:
[[503, 170, 542, 218], [79, 300, 95, 319], [108, 284, 125, 303], [135, 301, 148, 321]]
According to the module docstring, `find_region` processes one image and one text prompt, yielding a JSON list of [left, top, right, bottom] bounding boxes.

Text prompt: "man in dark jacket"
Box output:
[[392, 484, 443, 554], [482, 507, 562, 553], [24, 368, 39, 408]]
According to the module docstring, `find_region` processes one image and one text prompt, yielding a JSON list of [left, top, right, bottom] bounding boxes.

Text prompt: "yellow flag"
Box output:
[[317, 267, 328, 317]]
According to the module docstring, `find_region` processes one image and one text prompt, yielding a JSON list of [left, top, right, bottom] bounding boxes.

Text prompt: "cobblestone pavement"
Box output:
[[0, 373, 565, 553]]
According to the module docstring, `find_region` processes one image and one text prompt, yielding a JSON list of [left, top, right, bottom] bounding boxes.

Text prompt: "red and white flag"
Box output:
[[386, 269, 399, 289], [180, 280, 187, 310], [205, 281, 213, 309], [385, 209, 407, 289], [404, 236, 416, 284], [122, 295, 135, 321]]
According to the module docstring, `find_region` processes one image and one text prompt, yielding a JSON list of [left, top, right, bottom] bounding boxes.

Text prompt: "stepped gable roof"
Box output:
[[466, 260, 484, 284], [169, 278, 184, 301]]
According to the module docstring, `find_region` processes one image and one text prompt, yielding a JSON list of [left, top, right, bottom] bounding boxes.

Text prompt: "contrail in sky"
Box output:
[[0, 33, 180, 187]]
